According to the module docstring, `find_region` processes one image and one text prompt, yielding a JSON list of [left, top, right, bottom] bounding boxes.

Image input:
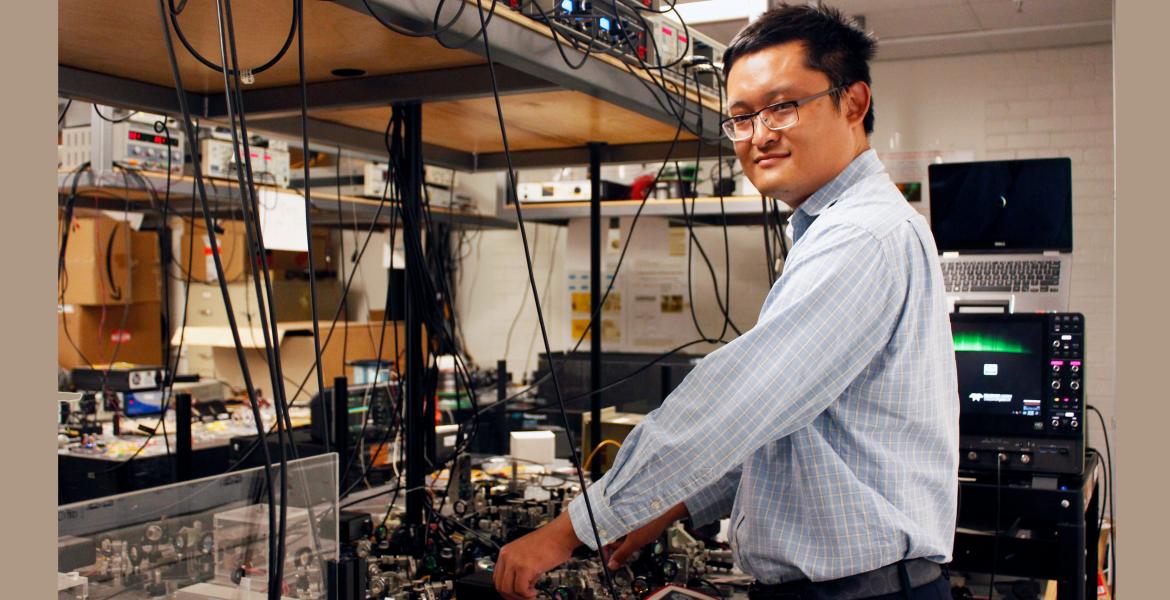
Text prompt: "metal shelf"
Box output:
[[56, 170, 515, 231], [58, 0, 727, 170], [512, 196, 788, 226]]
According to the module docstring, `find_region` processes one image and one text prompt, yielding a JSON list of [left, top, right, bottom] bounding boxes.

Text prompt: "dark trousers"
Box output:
[[747, 564, 950, 600], [860, 575, 951, 600]]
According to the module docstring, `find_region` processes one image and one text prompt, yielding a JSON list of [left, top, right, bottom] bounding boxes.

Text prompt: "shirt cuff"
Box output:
[[567, 476, 629, 550]]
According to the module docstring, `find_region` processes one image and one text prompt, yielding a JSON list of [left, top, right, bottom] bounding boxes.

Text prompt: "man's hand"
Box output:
[[604, 503, 689, 570], [494, 512, 582, 600]]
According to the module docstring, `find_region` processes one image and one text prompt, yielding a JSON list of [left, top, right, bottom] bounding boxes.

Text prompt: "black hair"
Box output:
[[722, 3, 877, 134]]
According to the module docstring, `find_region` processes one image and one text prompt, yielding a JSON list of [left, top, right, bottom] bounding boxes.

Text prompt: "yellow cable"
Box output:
[[583, 439, 623, 470]]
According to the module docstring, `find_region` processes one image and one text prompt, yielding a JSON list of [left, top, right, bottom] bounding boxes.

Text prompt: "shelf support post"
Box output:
[[588, 141, 606, 481]]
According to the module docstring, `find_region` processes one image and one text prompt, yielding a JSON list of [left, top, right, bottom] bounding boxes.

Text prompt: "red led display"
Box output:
[[127, 130, 178, 147]]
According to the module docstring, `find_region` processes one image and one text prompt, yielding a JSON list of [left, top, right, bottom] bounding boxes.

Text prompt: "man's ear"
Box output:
[[842, 81, 871, 128]]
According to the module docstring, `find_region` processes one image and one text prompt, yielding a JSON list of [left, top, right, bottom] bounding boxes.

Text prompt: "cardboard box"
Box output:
[[175, 321, 420, 405], [265, 229, 332, 273], [177, 219, 332, 283], [58, 301, 164, 369], [177, 219, 249, 283], [60, 215, 133, 305], [131, 230, 162, 303]]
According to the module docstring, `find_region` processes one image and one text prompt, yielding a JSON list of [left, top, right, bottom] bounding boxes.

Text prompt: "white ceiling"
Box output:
[[676, 0, 1112, 61]]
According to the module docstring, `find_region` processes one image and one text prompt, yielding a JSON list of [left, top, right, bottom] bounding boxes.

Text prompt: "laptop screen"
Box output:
[[928, 158, 1072, 253]]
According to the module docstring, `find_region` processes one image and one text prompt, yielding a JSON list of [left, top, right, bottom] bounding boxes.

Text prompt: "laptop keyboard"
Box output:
[[942, 260, 1061, 293]]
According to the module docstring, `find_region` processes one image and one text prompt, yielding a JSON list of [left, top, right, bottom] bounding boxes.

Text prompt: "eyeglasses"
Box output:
[[720, 85, 846, 142]]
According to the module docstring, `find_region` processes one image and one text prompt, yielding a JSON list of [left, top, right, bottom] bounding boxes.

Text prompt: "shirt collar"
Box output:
[[795, 148, 883, 219]]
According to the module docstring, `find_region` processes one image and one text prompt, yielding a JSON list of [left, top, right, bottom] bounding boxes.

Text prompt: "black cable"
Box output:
[[216, 174, 395, 474], [92, 105, 138, 123], [989, 455, 1001, 600], [339, 382, 403, 498], [772, 198, 790, 261], [220, 0, 325, 586], [224, 110, 403, 492], [676, 157, 740, 342], [167, 0, 296, 76], [336, 147, 349, 374], [154, 2, 280, 597], [295, 0, 331, 461], [522, 1, 598, 70], [55, 164, 168, 470], [433, 0, 500, 51], [761, 195, 776, 283], [1087, 404, 1115, 596], [58, 162, 91, 283], [709, 67, 738, 340], [501, 225, 541, 364], [603, 3, 721, 142], [694, 577, 725, 599], [211, 1, 286, 594], [58, 98, 73, 125], [630, 0, 679, 16], [102, 119, 195, 473], [381, 106, 484, 484], [361, 0, 468, 38], [152, 124, 177, 456], [475, 2, 620, 596], [562, 338, 715, 406]]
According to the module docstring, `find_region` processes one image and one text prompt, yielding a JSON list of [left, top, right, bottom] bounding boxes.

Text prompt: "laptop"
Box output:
[[927, 158, 1073, 314]]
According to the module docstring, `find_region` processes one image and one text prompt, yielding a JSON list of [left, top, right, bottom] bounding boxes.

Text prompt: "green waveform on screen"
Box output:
[[953, 332, 1029, 353]]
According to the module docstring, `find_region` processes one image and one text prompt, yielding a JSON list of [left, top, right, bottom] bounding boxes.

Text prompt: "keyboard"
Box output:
[[942, 259, 1061, 293]]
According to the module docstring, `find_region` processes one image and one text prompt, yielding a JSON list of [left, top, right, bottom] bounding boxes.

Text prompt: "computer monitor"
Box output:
[[928, 158, 1073, 253], [952, 316, 1048, 435], [951, 312, 1086, 475], [309, 382, 397, 445]]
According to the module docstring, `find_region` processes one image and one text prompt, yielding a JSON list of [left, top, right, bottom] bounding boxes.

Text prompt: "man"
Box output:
[[495, 4, 957, 599]]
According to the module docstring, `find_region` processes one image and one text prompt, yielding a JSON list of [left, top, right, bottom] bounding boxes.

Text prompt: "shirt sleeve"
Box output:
[[569, 222, 904, 549], [684, 463, 742, 527]]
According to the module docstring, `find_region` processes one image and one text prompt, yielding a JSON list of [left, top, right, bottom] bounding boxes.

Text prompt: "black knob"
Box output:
[[662, 559, 680, 580]]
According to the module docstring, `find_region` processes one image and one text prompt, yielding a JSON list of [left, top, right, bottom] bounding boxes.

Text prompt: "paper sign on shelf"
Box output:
[[256, 188, 309, 252]]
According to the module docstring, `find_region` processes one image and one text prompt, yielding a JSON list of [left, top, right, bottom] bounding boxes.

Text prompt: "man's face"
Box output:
[[726, 41, 863, 208]]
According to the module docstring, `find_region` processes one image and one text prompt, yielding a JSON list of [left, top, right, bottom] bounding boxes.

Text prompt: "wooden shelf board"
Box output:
[[315, 89, 697, 154], [59, 0, 485, 94]]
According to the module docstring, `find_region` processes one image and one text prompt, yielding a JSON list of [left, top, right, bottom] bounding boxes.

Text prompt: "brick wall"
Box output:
[[987, 46, 1115, 437], [873, 44, 1115, 442]]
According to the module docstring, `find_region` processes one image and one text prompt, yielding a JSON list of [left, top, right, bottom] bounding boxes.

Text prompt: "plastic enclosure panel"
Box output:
[[58, 454, 338, 600]]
